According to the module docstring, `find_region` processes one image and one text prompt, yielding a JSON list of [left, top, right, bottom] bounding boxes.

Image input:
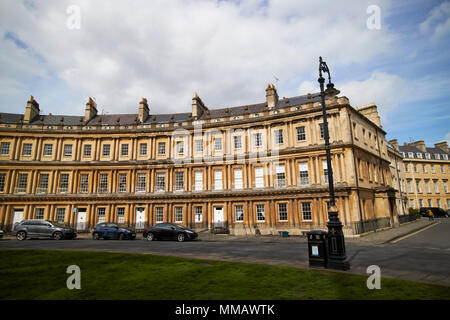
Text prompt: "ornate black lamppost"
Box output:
[[318, 56, 350, 271]]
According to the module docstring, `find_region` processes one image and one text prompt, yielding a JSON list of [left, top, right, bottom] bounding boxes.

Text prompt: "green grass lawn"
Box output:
[[0, 249, 448, 300]]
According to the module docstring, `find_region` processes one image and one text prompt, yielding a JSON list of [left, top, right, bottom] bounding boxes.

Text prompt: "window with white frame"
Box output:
[[434, 154, 440, 160], [233, 136, 242, 149], [278, 203, 288, 221], [175, 207, 183, 222], [214, 137, 222, 151], [156, 173, 165, 191], [118, 174, 127, 192], [214, 170, 223, 190], [319, 123, 325, 139], [155, 207, 164, 222], [408, 152, 414, 158], [254, 133, 262, 147], [97, 208, 106, 223], [44, 144, 53, 156], [444, 180, 448, 193], [99, 174, 108, 193], [274, 129, 283, 144], [176, 141, 184, 154], [425, 153, 431, 159], [276, 164, 286, 187], [195, 206, 202, 223], [158, 142, 166, 155], [59, 174, 69, 192], [416, 153, 422, 159], [23, 143, 32, 156], [195, 139, 203, 152], [17, 173, 28, 192], [423, 165, 427, 173], [437, 199, 441, 208], [431, 165, 436, 173], [409, 199, 415, 208], [0, 173, 6, 192], [428, 199, 433, 207], [254, 166, 264, 188], [407, 180, 412, 193], [425, 180, 430, 193], [419, 199, 424, 208], [64, 144, 72, 157], [405, 163, 409, 172], [121, 144, 129, 156], [37, 174, 49, 193], [35, 208, 44, 219], [79, 174, 89, 193], [302, 202, 312, 221], [441, 165, 445, 173], [235, 205, 244, 222], [0, 142, 10, 155], [139, 143, 147, 156], [443, 154, 448, 160], [434, 180, 439, 193], [256, 204, 265, 221], [175, 171, 184, 191], [194, 171, 203, 191], [102, 144, 111, 157], [57, 208, 66, 223], [234, 168, 243, 189], [416, 180, 422, 193], [137, 173, 146, 192], [296, 126, 306, 141], [83, 144, 91, 157], [322, 160, 330, 184], [117, 207, 125, 224], [414, 164, 418, 173], [298, 162, 309, 185]]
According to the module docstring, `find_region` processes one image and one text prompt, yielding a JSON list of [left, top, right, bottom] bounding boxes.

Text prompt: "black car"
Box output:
[[143, 223, 198, 242], [419, 207, 449, 218], [92, 223, 136, 240]]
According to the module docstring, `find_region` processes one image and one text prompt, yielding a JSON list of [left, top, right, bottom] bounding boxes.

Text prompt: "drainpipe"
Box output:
[[347, 110, 364, 233]]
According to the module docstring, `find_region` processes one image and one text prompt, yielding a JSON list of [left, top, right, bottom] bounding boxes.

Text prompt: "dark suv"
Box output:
[[419, 207, 449, 218], [13, 219, 77, 240], [143, 223, 198, 242], [92, 223, 136, 240]]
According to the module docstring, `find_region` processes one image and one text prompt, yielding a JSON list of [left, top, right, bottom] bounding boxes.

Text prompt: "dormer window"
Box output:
[[408, 152, 414, 158], [416, 153, 422, 159]]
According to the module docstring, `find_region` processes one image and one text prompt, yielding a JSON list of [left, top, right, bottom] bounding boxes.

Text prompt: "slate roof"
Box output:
[[0, 93, 323, 126], [398, 145, 450, 159]]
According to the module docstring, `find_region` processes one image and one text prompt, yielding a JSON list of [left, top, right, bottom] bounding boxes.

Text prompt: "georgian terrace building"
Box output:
[[0, 85, 398, 236], [391, 140, 450, 210]]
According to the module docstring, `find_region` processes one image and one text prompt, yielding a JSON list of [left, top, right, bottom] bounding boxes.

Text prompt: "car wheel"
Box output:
[[93, 233, 100, 240], [146, 233, 155, 241], [118, 233, 124, 240], [53, 231, 63, 240], [177, 233, 186, 242], [16, 231, 27, 241]]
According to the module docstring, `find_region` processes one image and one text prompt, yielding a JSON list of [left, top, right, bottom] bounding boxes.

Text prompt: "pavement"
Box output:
[[1, 217, 449, 287]]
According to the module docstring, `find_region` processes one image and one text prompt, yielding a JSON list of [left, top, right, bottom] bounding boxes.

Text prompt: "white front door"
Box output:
[[12, 210, 23, 230], [213, 206, 224, 227], [77, 209, 87, 231], [136, 207, 146, 230]]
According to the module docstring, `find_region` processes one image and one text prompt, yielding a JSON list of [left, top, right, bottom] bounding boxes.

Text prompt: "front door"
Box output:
[[12, 210, 23, 230], [77, 209, 87, 231], [213, 206, 224, 228], [135, 207, 146, 230]]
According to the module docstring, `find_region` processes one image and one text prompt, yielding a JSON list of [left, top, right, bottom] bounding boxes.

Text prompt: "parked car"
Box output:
[[143, 223, 198, 242], [92, 223, 136, 240], [13, 220, 77, 240], [0, 230, 3, 239], [419, 207, 449, 218]]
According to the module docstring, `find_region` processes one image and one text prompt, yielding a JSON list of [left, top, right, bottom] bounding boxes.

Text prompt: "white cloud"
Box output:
[[420, 1, 450, 41], [0, 0, 395, 115]]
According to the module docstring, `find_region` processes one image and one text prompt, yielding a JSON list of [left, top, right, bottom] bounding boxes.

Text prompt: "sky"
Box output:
[[0, 0, 449, 146]]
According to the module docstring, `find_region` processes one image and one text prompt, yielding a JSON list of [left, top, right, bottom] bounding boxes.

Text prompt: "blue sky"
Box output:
[[0, 0, 449, 146]]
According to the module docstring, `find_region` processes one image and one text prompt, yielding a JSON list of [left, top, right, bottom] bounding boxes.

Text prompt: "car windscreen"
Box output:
[[49, 222, 66, 228]]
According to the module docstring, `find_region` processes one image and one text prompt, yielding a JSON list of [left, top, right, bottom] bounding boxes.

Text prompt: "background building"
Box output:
[[390, 140, 450, 211], [0, 85, 398, 236]]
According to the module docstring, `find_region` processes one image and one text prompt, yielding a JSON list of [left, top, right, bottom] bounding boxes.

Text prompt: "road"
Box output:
[[1, 219, 449, 286]]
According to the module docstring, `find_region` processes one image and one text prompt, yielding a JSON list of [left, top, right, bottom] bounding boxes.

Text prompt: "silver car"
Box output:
[[13, 219, 77, 240]]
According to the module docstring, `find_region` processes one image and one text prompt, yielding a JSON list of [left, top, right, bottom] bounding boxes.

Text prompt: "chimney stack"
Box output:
[[410, 140, 427, 152], [357, 103, 382, 128], [84, 97, 98, 122], [265, 83, 278, 108], [191, 92, 208, 119], [24, 95, 40, 123], [139, 97, 149, 122], [435, 141, 449, 153], [388, 139, 399, 151]]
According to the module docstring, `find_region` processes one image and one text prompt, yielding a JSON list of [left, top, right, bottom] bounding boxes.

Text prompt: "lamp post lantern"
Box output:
[[318, 56, 350, 271]]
